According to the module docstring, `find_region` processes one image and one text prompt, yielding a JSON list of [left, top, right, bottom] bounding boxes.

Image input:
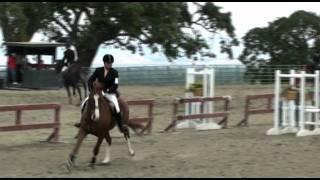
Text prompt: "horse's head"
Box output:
[[86, 80, 106, 121], [92, 80, 105, 95]]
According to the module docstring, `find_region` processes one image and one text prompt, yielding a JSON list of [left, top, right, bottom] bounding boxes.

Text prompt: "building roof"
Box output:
[[3, 41, 66, 56]]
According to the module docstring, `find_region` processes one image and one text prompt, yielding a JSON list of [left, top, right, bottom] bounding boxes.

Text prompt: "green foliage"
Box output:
[[0, 2, 238, 68], [0, 2, 51, 41], [42, 2, 238, 67], [240, 10, 320, 83], [186, 82, 203, 92], [240, 10, 320, 68]]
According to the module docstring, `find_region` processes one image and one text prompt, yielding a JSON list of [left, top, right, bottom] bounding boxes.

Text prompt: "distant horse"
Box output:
[[65, 80, 135, 171], [55, 60, 87, 105]]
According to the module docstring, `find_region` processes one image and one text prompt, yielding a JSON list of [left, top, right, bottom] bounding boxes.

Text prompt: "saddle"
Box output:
[[81, 96, 121, 117]]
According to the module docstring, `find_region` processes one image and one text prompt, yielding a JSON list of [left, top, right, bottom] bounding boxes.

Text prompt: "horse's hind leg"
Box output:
[[124, 131, 135, 156], [66, 129, 87, 172], [117, 98, 134, 156], [102, 133, 112, 164], [76, 85, 82, 106], [89, 137, 103, 168], [65, 84, 72, 104], [80, 75, 87, 97], [72, 86, 76, 96]]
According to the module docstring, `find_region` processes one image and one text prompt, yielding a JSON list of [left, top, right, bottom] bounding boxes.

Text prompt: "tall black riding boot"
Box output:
[[114, 112, 129, 134]]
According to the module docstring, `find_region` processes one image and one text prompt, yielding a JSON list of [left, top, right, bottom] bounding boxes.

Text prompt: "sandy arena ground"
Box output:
[[1, 84, 320, 178]]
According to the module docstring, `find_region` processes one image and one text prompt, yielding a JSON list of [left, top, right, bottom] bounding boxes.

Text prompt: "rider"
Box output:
[[75, 54, 129, 134], [61, 43, 75, 72]]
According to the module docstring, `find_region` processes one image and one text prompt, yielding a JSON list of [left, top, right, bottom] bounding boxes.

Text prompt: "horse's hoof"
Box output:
[[65, 161, 73, 172], [65, 165, 72, 173], [129, 150, 135, 156], [101, 160, 111, 165], [89, 163, 95, 169]]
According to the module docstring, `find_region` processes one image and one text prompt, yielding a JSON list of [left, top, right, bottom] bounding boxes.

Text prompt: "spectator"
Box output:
[[15, 54, 25, 83], [7, 53, 18, 85], [36, 56, 45, 70]]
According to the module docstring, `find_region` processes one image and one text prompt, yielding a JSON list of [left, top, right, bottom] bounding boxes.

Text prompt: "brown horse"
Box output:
[[55, 60, 87, 105], [65, 80, 135, 172]]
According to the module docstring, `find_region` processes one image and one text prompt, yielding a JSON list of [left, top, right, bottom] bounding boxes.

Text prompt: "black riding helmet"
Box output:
[[103, 54, 114, 64]]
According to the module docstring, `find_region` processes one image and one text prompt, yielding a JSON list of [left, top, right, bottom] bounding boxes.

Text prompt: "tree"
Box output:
[[43, 2, 238, 67], [0, 2, 52, 42], [240, 10, 320, 67]]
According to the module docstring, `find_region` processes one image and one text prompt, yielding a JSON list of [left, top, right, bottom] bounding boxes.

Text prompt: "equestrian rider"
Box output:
[[75, 54, 129, 134], [61, 43, 75, 72]]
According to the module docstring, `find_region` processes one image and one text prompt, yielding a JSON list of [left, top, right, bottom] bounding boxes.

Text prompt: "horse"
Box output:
[[65, 80, 135, 172], [55, 60, 87, 105]]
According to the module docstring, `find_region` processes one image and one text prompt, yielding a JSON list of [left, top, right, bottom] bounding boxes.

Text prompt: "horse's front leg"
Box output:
[[102, 132, 112, 164], [65, 84, 72, 105], [89, 137, 104, 168], [65, 128, 87, 172], [76, 85, 82, 106]]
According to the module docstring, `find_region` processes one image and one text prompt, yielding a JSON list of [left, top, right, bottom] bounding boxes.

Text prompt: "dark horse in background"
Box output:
[[55, 60, 87, 105], [65, 80, 135, 172]]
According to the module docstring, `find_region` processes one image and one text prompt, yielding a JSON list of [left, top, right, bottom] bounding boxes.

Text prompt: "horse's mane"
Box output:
[[83, 81, 111, 123]]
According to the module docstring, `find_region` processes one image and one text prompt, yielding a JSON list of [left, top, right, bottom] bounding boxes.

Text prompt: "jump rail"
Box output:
[[127, 99, 154, 136], [0, 103, 61, 142], [164, 96, 230, 132], [236, 94, 274, 126]]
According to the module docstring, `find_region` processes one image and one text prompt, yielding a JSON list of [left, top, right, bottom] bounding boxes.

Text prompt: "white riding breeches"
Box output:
[[81, 92, 120, 113], [62, 66, 68, 72]]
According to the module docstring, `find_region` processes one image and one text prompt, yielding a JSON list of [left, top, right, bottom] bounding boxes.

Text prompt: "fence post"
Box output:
[[16, 110, 22, 125], [54, 105, 60, 142], [147, 102, 154, 134]]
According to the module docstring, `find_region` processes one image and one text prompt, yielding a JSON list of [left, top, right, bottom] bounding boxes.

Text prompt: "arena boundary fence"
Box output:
[[0, 103, 61, 142]]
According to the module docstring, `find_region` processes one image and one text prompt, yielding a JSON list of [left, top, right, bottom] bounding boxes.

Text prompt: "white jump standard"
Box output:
[[176, 67, 221, 130], [266, 70, 320, 137]]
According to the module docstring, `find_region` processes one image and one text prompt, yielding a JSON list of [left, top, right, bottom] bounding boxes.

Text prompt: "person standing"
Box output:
[[15, 54, 25, 83], [7, 53, 17, 85]]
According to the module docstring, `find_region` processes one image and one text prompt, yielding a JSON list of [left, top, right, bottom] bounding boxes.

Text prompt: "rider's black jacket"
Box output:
[[88, 67, 119, 96], [62, 49, 75, 66]]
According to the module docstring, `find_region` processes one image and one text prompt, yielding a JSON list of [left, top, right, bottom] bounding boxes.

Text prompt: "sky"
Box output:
[[1, 2, 320, 67]]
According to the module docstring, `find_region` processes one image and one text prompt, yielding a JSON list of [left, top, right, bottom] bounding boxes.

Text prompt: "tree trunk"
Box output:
[[76, 32, 107, 73], [76, 43, 101, 75]]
